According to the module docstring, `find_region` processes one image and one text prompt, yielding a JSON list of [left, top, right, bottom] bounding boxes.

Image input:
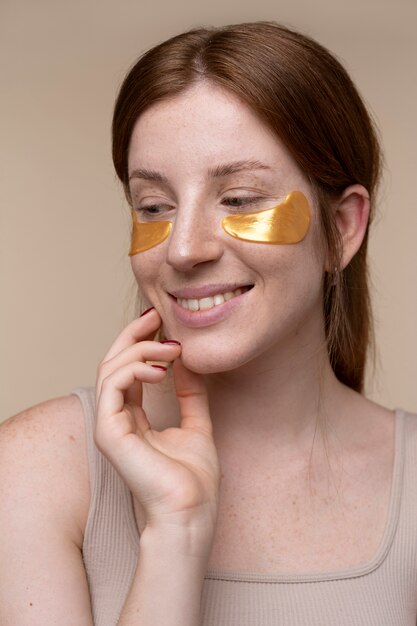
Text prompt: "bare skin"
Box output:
[[0, 314, 395, 624], [123, 82, 396, 572], [131, 321, 396, 574], [0, 83, 397, 623]]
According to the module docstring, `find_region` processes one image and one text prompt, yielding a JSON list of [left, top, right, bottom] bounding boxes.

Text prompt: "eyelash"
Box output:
[[137, 204, 166, 216], [136, 196, 262, 216], [223, 196, 261, 209]]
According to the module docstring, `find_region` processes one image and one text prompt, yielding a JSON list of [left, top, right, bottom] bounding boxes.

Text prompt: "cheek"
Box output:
[[247, 236, 325, 310], [238, 230, 321, 273], [130, 248, 163, 293]]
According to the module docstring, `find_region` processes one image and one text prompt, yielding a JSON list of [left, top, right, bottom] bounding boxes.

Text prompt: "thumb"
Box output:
[[173, 358, 213, 437]]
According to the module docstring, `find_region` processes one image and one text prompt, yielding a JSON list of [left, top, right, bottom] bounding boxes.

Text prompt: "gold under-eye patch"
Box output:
[[221, 191, 311, 244], [129, 210, 172, 255], [128, 190, 311, 255]]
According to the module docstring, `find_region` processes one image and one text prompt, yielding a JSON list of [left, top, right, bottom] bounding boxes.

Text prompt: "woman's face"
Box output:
[[127, 82, 326, 374]]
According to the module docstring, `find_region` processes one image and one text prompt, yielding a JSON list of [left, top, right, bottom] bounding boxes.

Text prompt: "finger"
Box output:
[[96, 340, 182, 401], [173, 358, 213, 436], [124, 378, 145, 408], [99, 340, 182, 380], [102, 308, 161, 363], [123, 343, 179, 407], [96, 361, 168, 430]]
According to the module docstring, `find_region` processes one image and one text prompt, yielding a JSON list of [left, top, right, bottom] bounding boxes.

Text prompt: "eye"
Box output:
[[222, 196, 262, 211], [136, 204, 172, 219]]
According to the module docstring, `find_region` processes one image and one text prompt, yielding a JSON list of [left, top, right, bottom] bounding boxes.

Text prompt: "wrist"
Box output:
[[140, 523, 214, 563]]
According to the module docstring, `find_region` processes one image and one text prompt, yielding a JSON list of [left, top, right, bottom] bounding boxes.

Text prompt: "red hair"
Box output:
[[112, 22, 382, 392]]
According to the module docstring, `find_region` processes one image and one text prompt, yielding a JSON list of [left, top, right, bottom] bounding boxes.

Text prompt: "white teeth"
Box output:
[[176, 287, 248, 312], [199, 297, 214, 310]]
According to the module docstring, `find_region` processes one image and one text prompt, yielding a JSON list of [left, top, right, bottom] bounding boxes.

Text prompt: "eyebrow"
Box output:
[[128, 159, 272, 184], [207, 159, 272, 178]]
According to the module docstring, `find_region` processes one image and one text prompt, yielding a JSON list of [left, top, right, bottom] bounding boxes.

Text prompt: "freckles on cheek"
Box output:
[[130, 254, 160, 294], [247, 242, 316, 302]]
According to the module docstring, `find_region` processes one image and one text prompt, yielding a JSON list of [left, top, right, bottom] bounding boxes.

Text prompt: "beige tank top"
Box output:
[[72, 386, 417, 626]]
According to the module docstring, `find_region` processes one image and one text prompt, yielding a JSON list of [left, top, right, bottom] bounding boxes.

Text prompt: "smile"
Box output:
[[176, 287, 251, 311]]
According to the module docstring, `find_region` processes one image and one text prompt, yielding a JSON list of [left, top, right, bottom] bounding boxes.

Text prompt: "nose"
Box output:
[[166, 206, 224, 271]]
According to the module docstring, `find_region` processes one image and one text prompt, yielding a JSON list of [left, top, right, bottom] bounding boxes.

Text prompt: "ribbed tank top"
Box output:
[[72, 387, 417, 626]]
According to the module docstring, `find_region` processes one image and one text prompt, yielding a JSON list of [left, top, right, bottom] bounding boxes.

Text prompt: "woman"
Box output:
[[1, 21, 415, 626]]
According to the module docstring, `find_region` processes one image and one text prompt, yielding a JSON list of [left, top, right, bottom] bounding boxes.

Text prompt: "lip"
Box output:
[[168, 287, 252, 328]]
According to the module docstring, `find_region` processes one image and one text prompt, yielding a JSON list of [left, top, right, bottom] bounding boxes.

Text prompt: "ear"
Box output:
[[329, 184, 370, 271]]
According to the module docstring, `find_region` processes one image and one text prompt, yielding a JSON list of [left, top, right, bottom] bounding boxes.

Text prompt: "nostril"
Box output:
[[166, 235, 224, 270]]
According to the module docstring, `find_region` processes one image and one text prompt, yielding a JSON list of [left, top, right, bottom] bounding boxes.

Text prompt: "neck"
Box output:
[[205, 337, 339, 456], [144, 319, 356, 467]]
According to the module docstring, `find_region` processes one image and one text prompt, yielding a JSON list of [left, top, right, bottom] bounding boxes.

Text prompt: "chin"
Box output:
[[178, 340, 253, 375]]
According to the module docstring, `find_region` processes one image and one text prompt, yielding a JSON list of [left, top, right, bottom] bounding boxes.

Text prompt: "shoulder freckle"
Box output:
[[1, 395, 84, 451], [1, 395, 90, 539]]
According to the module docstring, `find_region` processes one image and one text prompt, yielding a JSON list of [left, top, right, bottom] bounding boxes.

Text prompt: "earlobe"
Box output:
[[331, 184, 370, 271]]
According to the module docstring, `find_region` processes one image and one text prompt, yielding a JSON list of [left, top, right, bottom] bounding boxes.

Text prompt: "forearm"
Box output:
[[117, 527, 210, 626]]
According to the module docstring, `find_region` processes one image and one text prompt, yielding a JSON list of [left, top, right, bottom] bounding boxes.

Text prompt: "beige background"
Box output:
[[1, 0, 416, 420]]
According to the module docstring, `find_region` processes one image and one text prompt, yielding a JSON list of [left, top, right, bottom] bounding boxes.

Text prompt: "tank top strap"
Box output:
[[70, 386, 139, 626], [71, 386, 97, 487]]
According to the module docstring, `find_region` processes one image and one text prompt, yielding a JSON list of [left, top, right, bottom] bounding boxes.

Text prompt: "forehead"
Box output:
[[127, 83, 304, 184]]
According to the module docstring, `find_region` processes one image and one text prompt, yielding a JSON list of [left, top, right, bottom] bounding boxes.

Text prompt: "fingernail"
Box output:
[[159, 340, 181, 346], [140, 307, 154, 317], [151, 364, 167, 371]]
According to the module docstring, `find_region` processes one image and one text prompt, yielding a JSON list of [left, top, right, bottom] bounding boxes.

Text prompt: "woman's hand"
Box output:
[[94, 308, 221, 541]]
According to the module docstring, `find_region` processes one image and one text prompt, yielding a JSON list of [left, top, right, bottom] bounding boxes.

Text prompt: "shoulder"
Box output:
[[0, 393, 90, 546], [0, 395, 95, 622]]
